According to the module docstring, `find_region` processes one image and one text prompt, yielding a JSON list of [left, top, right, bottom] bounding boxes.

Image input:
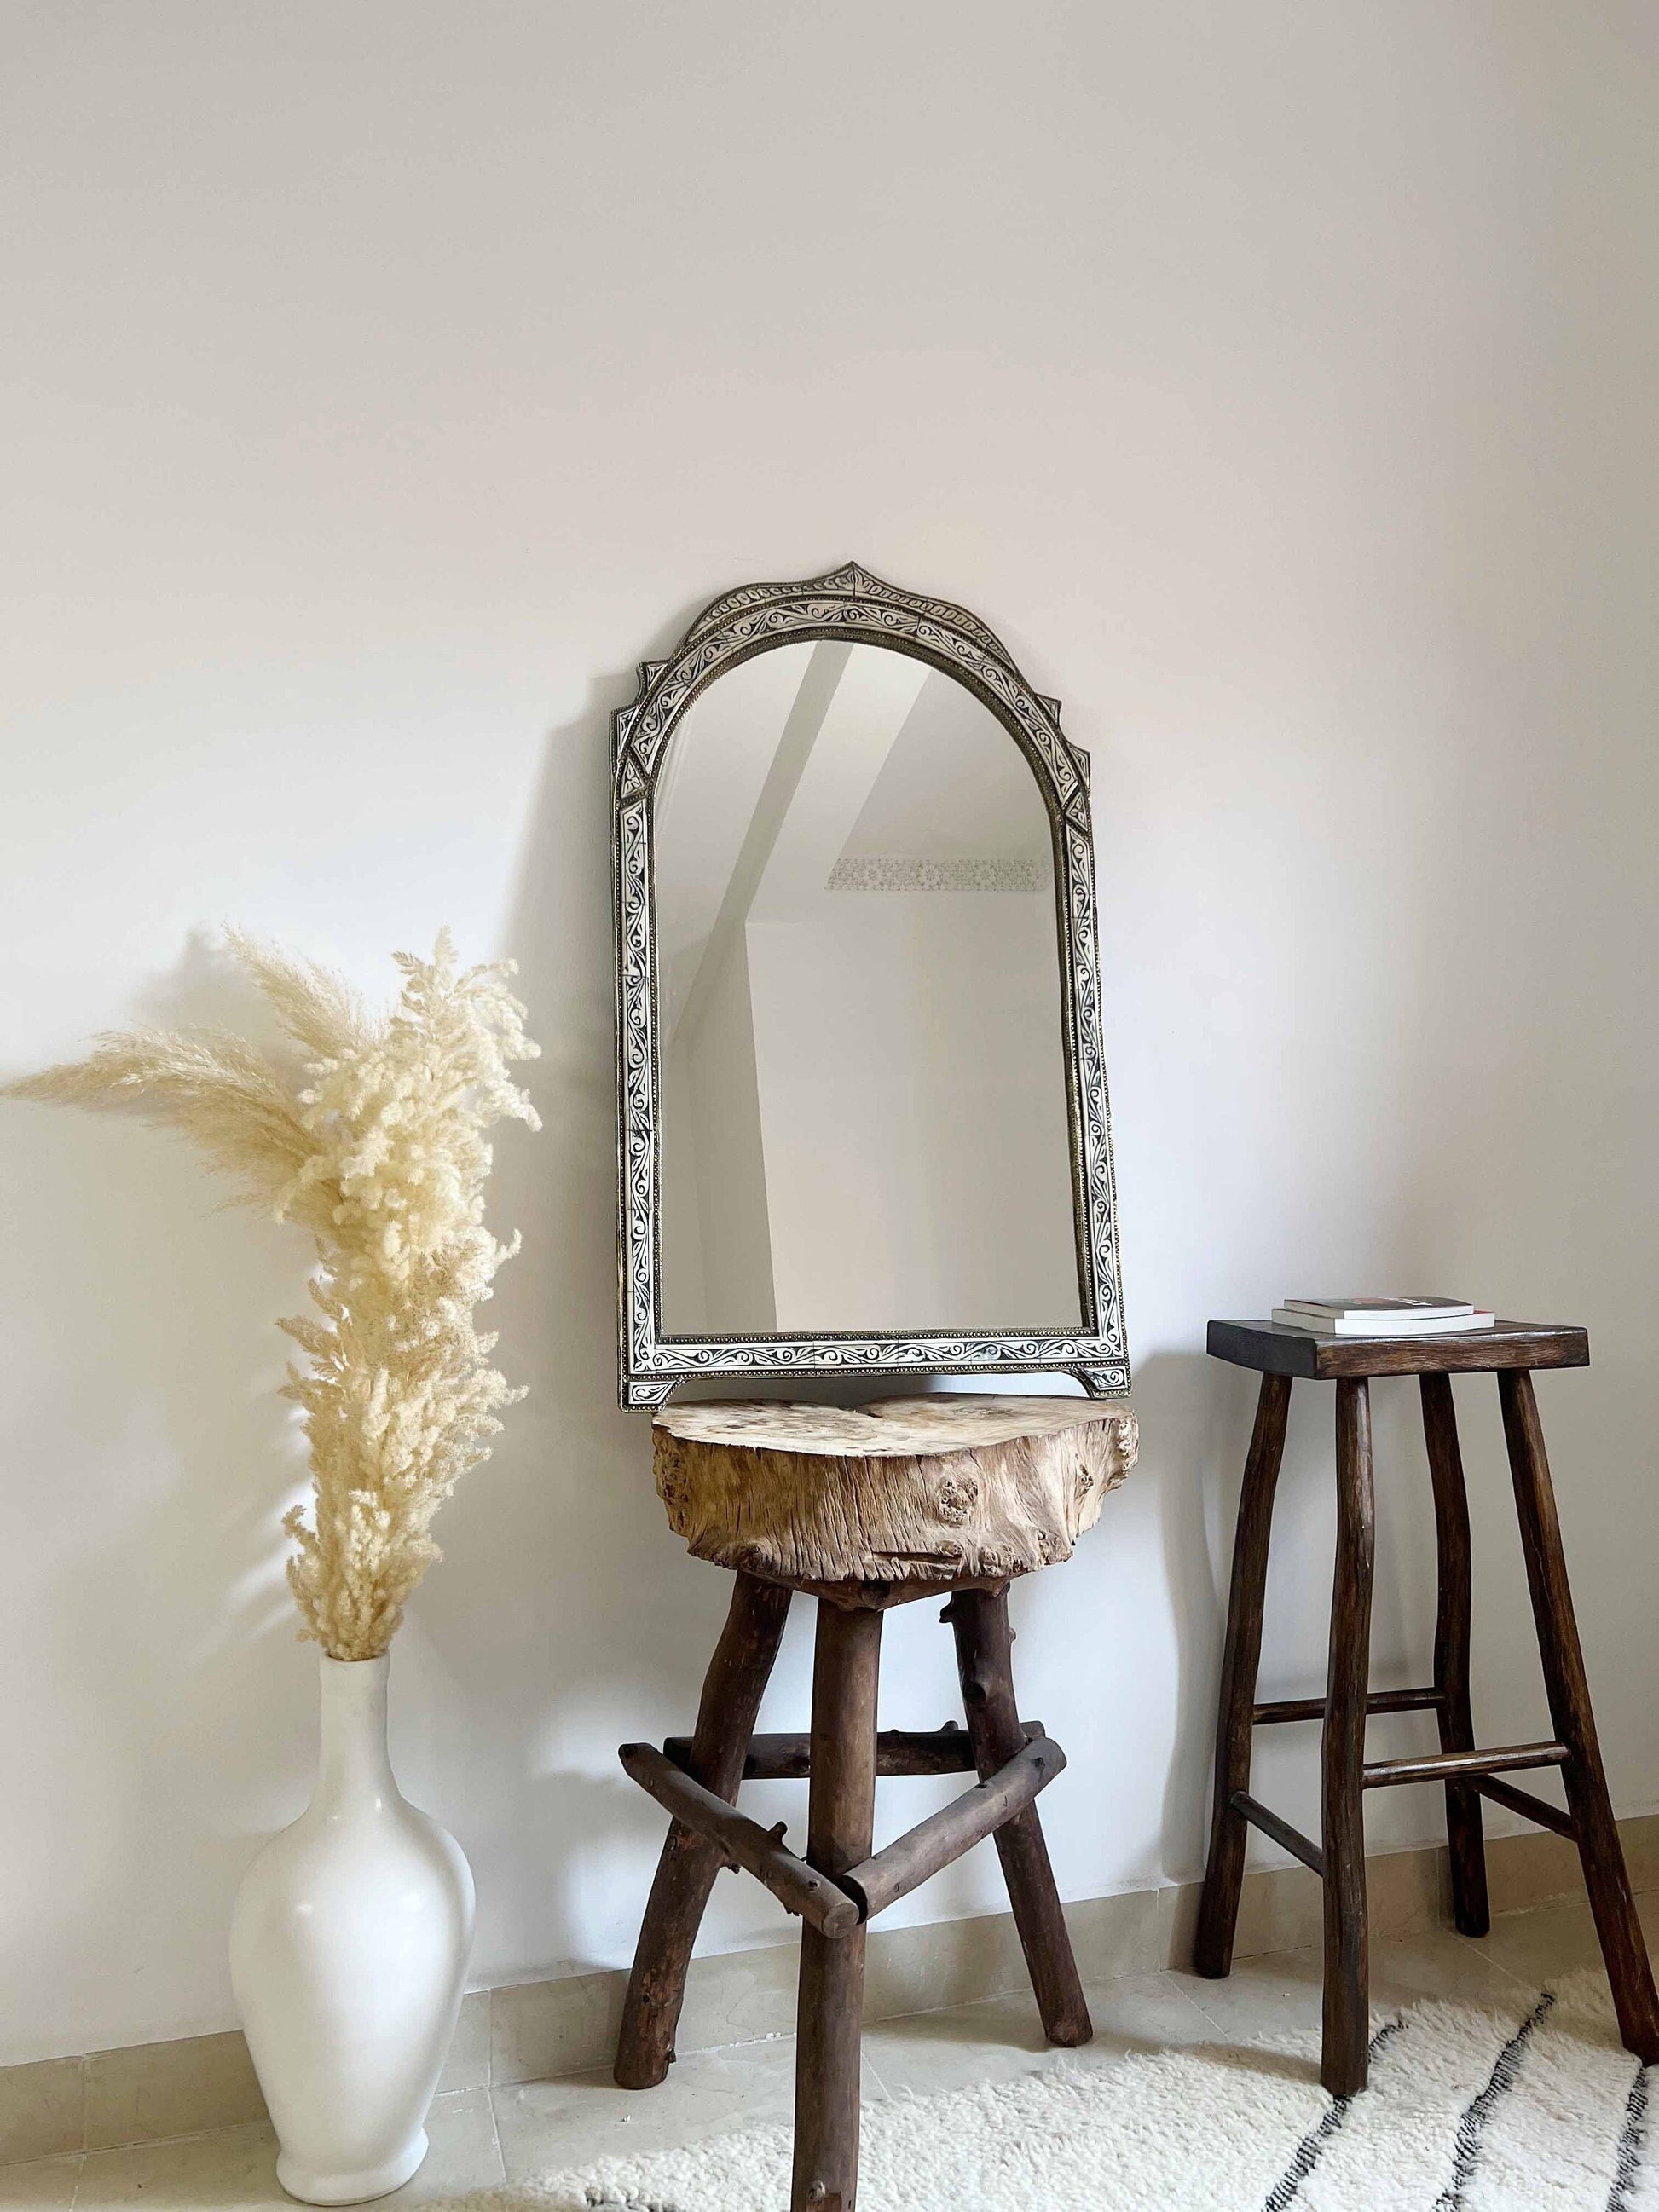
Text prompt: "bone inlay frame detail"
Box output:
[[612, 562, 1130, 1407]]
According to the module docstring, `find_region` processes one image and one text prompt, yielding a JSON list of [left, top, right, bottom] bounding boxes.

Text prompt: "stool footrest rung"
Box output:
[[619, 1743, 860, 1938], [1231, 1790, 1326, 1878], [842, 1734, 1067, 1920], [1362, 1741, 1568, 1789], [1253, 1686, 1442, 1726], [1475, 1773, 1577, 1840], [663, 1722, 1044, 1781]]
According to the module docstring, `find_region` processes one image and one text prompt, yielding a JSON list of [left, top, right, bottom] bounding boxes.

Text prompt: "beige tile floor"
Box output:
[[9, 1891, 1656, 2210]]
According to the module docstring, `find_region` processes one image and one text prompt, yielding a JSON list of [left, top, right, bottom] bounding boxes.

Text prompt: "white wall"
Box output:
[[3, 1, 1657, 2065]]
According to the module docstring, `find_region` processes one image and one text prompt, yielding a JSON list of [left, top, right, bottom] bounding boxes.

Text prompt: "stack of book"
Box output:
[[1270, 1297, 1497, 1337]]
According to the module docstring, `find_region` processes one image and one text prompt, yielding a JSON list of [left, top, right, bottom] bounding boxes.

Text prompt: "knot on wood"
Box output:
[[934, 1473, 978, 1526]]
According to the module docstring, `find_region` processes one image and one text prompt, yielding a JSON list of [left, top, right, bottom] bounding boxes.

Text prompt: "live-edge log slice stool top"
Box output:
[[653, 1395, 1139, 1603], [618, 1392, 1139, 2212]]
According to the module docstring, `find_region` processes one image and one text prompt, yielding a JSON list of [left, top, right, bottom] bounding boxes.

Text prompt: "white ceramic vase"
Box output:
[[230, 1652, 475, 2205]]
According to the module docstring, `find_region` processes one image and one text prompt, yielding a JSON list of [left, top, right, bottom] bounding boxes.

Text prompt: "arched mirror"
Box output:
[[612, 564, 1127, 1406]]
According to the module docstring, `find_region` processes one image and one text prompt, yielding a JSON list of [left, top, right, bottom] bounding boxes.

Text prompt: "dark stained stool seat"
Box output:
[[1194, 1319, 1659, 2096], [615, 1395, 1137, 2212]]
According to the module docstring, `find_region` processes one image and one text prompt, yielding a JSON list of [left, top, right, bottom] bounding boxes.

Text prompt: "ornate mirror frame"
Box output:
[[612, 563, 1129, 1408]]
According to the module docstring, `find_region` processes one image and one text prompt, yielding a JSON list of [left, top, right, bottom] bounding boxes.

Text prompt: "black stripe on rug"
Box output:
[[1431, 1990, 1554, 2212], [1262, 2015, 1405, 2211], [1607, 2059, 1650, 2212]]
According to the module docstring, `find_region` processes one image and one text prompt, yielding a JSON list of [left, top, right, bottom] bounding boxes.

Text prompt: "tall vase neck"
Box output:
[[315, 1652, 402, 1811]]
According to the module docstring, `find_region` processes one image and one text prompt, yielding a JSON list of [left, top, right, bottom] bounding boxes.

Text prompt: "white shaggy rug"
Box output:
[[438, 1972, 1656, 2211]]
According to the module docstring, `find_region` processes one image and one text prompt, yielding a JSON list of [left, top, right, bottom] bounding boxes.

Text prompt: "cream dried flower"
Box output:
[[4, 930, 540, 1659]]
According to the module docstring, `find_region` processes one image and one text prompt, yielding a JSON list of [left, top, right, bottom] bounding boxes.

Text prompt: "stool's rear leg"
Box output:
[[1420, 1375, 1489, 1936], [1499, 1371, 1659, 2062], [1194, 1375, 1292, 1978], [1322, 1377, 1375, 2097], [793, 1602, 882, 2212], [616, 1571, 792, 2089], [947, 1587, 1091, 2047]]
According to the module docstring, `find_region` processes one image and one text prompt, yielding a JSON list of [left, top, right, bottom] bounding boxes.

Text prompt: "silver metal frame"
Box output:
[[613, 562, 1129, 1408]]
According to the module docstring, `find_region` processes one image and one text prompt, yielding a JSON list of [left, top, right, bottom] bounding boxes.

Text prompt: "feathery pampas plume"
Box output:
[[3, 931, 540, 1659]]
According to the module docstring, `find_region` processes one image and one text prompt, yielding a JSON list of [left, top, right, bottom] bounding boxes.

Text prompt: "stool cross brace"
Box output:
[[616, 1575, 1089, 2212]]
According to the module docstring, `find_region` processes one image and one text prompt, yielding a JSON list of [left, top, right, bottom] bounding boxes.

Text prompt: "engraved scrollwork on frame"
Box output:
[[612, 562, 1130, 1407]]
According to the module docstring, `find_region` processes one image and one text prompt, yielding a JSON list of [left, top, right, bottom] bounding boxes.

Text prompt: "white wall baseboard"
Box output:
[[6, 1813, 1654, 2169]]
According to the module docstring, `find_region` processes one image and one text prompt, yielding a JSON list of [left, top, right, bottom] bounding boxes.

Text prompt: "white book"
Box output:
[[1282, 1296, 1476, 1324], [1272, 1307, 1497, 1337]]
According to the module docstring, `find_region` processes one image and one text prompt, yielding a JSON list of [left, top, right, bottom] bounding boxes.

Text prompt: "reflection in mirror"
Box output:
[[654, 640, 1081, 1337]]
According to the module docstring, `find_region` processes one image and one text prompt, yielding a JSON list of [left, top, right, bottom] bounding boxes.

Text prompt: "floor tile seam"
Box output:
[[1169, 1972, 1257, 2043], [1139, 1972, 1236, 2047], [78, 2117, 276, 2167], [477, 2082, 508, 2189], [858, 2048, 895, 2102], [1441, 1932, 1537, 1992]]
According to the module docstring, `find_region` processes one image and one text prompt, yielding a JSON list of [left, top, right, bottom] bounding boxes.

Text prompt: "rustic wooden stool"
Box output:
[[616, 1395, 1139, 2212], [1194, 1319, 1659, 2096]]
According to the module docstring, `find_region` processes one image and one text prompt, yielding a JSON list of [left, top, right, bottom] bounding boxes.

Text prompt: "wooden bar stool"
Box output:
[[1194, 1318, 1659, 2096], [616, 1395, 1137, 2212]]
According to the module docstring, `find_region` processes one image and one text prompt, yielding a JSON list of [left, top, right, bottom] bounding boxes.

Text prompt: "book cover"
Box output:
[[1282, 1297, 1476, 1323], [1272, 1306, 1497, 1337]]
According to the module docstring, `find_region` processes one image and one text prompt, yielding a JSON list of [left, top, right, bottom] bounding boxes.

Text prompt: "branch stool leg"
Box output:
[[1500, 1371, 1659, 2061], [616, 1572, 793, 2089], [1321, 1378, 1376, 2096], [1419, 1375, 1489, 1936], [792, 1602, 882, 2212], [946, 1588, 1091, 2046], [1194, 1375, 1293, 1978]]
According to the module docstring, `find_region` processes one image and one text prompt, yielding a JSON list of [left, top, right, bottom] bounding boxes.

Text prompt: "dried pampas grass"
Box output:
[[5, 930, 540, 1659]]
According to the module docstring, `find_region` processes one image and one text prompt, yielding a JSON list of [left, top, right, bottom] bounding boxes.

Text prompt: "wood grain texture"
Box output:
[[1499, 1370, 1659, 2063], [615, 1573, 791, 2088], [618, 1743, 859, 1937], [1322, 1377, 1375, 2097], [1419, 1374, 1490, 1935], [1361, 1741, 1566, 1788], [1232, 1791, 1325, 1876], [654, 1396, 1137, 1591], [842, 1733, 1066, 1920], [1475, 1773, 1576, 1839], [1253, 1686, 1440, 1725], [665, 1722, 1043, 1780], [793, 1603, 882, 2212], [1208, 1319, 1588, 1378], [1193, 1375, 1292, 1978]]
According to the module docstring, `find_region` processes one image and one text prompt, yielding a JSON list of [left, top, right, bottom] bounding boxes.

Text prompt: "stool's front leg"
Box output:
[[1194, 1374, 1292, 1978], [616, 1572, 792, 2089], [793, 1602, 882, 2212], [1323, 1377, 1375, 2097], [1499, 1370, 1659, 2062], [1419, 1376, 1490, 1935]]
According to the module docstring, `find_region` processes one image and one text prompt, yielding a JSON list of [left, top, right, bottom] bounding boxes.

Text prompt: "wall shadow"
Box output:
[[0, 948, 321, 2053], [1136, 1349, 1261, 1887]]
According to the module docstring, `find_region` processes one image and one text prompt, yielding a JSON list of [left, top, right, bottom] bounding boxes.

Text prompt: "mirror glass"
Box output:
[[653, 639, 1081, 1337]]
